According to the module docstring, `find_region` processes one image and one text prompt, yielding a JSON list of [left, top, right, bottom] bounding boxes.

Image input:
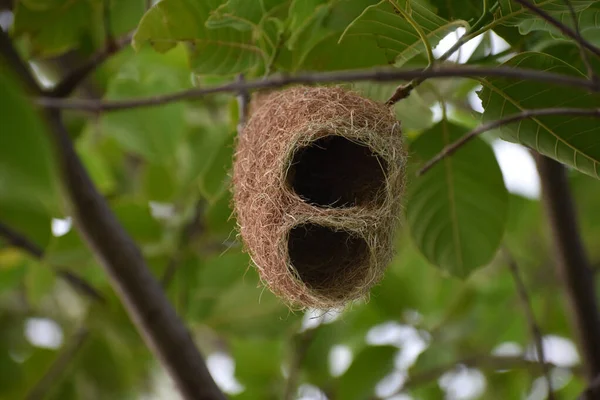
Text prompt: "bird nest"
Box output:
[[232, 86, 406, 309]]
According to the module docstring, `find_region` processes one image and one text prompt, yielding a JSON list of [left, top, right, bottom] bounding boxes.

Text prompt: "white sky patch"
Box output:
[[329, 345, 353, 377], [149, 201, 176, 220], [439, 366, 487, 400], [300, 307, 342, 331], [492, 140, 541, 199], [296, 384, 328, 400], [206, 352, 244, 395], [25, 318, 64, 349], [492, 341, 523, 357], [51, 217, 72, 237], [525, 335, 580, 368], [376, 370, 407, 398]]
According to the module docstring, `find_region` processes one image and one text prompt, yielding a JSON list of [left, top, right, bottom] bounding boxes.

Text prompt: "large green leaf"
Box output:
[[133, 0, 266, 75], [429, 0, 483, 22], [13, 0, 97, 57], [495, 0, 595, 27], [0, 63, 59, 221], [339, 0, 467, 67], [100, 49, 189, 165], [335, 345, 397, 400], [406, 120, 508, 278], [518, 6, 600, 46], [478, 52, 600, 178]]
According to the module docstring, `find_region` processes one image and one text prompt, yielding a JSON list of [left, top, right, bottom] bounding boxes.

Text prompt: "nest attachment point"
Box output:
[[232, 86, 407, 309]]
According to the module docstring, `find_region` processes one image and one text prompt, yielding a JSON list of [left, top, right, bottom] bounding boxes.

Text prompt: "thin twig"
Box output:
[[418, 107, 600, 175], [391, 355, 570, 396], [536, 155, 600, 382], [506, 252, 555, 400], [513, 0, 600, 60], [562, 0, 598, 84], [161, 201, 205, 287], [236, 73, 250, 136], [26, 326, 90, 400], [49, 33, 133, 97], [283, 329, 317, 400], [0, 222, 106, 303], [36, 65, 598, 112]]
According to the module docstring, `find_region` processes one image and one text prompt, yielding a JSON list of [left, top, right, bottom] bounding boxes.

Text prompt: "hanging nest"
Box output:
[[232, 86, 406, 309]]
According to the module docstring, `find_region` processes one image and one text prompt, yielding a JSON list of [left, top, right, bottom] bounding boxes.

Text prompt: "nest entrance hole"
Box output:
[[287, 223, 369, 292], [286, 136, 388, 208]]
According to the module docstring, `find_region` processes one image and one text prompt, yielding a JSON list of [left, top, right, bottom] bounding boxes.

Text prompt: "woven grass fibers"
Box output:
[[232, 86, 406, 309]]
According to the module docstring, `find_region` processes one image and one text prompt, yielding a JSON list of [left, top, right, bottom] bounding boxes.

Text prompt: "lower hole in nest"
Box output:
[[287, 223, 369, 293], [286, 136, 388, 208]]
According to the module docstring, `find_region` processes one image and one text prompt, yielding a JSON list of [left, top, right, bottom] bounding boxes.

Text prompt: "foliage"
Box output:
[[1, 0, 600, 399]]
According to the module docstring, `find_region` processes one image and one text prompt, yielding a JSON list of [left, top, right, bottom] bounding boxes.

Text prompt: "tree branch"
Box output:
[[35, 65, 598, 112], [49, 32, 132, 97], [0, 221, 106, 303], [536, 155, 600, 384], [513, 0, 600, 60], [26, 326, 89, 400], [506, 253, 555, 400], [0, 29, 225, 400], [418, 107, 600, 175]]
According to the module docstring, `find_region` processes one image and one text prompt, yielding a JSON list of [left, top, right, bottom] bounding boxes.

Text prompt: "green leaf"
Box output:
[[13, 0, 97, 57], [101, 49, 189, 165], [25, 259, 56, 306], [111, 200, 162, 243], [478, 52, 600, 179], [335, 345, 397, 400], [339, 0, 467, 67], [406, 120, 508, 278], [133, 0, 265, 75], [0, 64, 59, 215], [206, 0, 287, 30], [230, 337, 284, 396], [495, 0, 595, 27], [429, 0, 483, 22], [519, 6, 600, 46]]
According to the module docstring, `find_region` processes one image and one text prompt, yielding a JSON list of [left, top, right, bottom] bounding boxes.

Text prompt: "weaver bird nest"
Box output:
[[232, 86, 406, 309]]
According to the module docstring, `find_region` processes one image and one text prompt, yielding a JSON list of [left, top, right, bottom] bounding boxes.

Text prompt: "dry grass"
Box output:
[[232, 86, 407, 309]]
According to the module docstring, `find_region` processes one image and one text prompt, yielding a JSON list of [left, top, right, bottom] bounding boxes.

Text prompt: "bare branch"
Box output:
[[579, 374, 600, 399], [0, 221, 106, 303], [506, 253, 555, 400], [536, 155, 600, 383], [49, 33, 132, 97], [26, 326, 89, 400], [418, 107, 600, 175], [1, 29, 225, 400], [562, 0, 598, 83], [513, 0, 600, 60], [36, 65, 598, 112]]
